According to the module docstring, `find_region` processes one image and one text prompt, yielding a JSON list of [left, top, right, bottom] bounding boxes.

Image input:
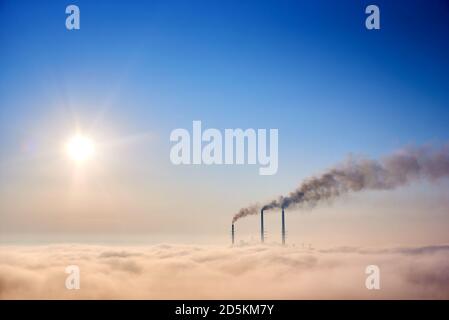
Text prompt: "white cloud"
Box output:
[[0, 243, 448, 299]]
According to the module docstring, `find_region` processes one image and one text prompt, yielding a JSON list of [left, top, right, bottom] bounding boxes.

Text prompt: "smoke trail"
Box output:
[[232, 205, 259, 223], [232, 144, 449, 222]]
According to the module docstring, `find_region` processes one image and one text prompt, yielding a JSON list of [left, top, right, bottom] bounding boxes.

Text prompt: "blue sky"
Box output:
[[1, 0, 449, 242], [1, 1, 449, 162]]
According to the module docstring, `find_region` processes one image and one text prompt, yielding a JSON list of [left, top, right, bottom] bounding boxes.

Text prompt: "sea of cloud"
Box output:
[[0, 243, 448, 299]]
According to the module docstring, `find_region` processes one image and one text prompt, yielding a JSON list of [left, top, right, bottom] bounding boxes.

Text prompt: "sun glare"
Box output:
[[66, 134, 95, 163]]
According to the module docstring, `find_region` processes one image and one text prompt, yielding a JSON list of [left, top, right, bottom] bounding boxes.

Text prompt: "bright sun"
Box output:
[[66, 134, 95, 163]]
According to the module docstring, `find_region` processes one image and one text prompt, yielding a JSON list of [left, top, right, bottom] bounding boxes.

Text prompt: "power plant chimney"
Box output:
[[260, 209, 265, 243], [231, 223, 235, 246], [281, 207, 286, 245]]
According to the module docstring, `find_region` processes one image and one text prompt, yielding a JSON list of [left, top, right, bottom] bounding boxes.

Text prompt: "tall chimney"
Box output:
[[260, 209, 265, 243], [231, 223, 235, 246], [281, 207, 286, 245]]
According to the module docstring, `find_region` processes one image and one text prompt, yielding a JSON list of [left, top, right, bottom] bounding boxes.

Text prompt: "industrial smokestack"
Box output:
[[231, 223, 235, 246], [281, 207, 286, 245], [260, 209, 264, 243]]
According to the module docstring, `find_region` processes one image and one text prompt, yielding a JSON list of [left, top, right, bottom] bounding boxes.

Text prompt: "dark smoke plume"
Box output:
[[232, 144, 449, 223], [232, 204, 259, 223]]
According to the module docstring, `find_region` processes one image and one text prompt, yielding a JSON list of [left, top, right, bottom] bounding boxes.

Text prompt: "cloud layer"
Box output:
[[1, 243, 448, 299]]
